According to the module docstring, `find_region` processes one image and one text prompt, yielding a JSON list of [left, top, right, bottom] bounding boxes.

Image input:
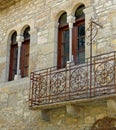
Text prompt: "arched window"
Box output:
[[57, 5, 85, 68], [20, 26, 30, 78], [73, 5, 85, 64], [9, 31, 18, 81], [58, 12, 69, 68]]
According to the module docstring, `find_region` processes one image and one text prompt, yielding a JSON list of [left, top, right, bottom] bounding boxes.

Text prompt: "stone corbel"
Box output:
[[66, 104, 83, 118]]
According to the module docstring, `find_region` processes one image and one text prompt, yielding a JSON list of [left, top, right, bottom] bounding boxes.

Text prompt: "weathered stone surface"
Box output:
[[0, 0, 116, 130], [107, 99, 116, 112]]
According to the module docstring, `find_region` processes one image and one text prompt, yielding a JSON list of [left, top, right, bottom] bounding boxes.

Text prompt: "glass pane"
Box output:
[[76, 23, 85, 64], [78, 24, 85, 37], [75, 5, 85, 19], [77, 52, 85, 64], [14, 47, 18, 58], [77, 24, 85, 50], [62, 30, 69, 55], [59, 13, 67, 26], [13, 47, 18, 74], [11, 32, 17, 44], [61, 30, 69, 66], [78, 38, 85, 50], [24, 26, 30, 40]]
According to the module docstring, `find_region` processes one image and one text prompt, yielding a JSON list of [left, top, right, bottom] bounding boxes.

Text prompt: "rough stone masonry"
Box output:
[[0, 0, 116, 130]]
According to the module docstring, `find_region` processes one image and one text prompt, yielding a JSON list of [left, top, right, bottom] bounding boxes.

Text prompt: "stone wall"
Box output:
[[0, 0, 116, 82], [0, 78, 115, 130], [0, 0, 116, 130]]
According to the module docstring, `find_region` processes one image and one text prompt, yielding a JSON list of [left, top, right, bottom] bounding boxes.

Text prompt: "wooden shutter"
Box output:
[[9, 44, 18, 81], [20, 40, 30, 78]]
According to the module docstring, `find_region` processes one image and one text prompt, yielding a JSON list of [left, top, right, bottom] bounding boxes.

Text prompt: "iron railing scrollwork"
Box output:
[[29, 18, 115, 107], [29, 51, 116, 107]]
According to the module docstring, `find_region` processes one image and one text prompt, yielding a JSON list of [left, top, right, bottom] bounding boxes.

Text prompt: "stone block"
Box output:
[[8, 93, 17, 107], [85, 116, 94, 124], [107, 99, 116, 113]]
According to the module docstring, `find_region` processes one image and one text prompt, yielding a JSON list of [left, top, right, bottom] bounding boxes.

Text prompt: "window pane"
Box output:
[[62, 30, 69, 55], [13, 47, 18, 75], [75, 5, 85, 19], [59, 13, 67, 26], [77, 24, 85, 51], [24, 26, 30, 40], [61, 30, 69, 67], [11, 31, 17, 44], [74, 23, 85, 64], [78, 24, 85, 37], [9, 42, 18, 81], [78, 38, 85, 50], [77, 52, 85, 64]]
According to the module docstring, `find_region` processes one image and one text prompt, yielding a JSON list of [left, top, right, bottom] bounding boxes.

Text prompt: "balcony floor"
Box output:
[[29, 93, 116, 110]]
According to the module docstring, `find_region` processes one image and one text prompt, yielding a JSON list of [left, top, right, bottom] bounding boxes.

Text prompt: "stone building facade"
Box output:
[[0, 0, 116, 130]]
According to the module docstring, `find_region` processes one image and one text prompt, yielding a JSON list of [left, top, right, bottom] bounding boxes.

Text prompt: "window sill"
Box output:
[[0, 77, 30, 88]]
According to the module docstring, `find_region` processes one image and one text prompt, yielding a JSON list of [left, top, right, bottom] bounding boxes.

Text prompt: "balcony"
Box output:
[[29, 51, 116, 108]]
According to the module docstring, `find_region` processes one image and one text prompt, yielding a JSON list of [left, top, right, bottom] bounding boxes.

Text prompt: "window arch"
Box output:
[[57, 5, 85, 68], [9, 31, 18, 81], [20, 26, 30, 78]]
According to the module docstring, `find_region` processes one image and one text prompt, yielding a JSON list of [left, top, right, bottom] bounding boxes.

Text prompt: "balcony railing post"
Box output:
[[29, 72, 34, 107], [90, 19, 92, 97], [114, 52, 116, 92], [86, 17, 103, 97], [66, 61, 71, 101], [49, 67, 52, 103]]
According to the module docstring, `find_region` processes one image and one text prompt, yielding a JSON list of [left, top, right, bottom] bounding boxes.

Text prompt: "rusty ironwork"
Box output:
[[28, 18, 116, 107], [95, 61, 114, 86], [29, 51, 116, 107], [86, 17, 103, 96], [91, 117, 116, 130]]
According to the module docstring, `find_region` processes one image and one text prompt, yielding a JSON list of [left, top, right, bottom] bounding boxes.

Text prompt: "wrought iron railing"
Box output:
[[29, 51, 116, 107]]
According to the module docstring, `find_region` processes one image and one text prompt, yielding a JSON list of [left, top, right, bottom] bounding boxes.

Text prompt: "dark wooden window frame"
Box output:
[[57, 17, 85, 68], [58, 23, 69, 68], [73, 18, 85, 64], [9, 28, 30, 81], [20, 27, 30, 78], [9, 43, 18, 81]]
